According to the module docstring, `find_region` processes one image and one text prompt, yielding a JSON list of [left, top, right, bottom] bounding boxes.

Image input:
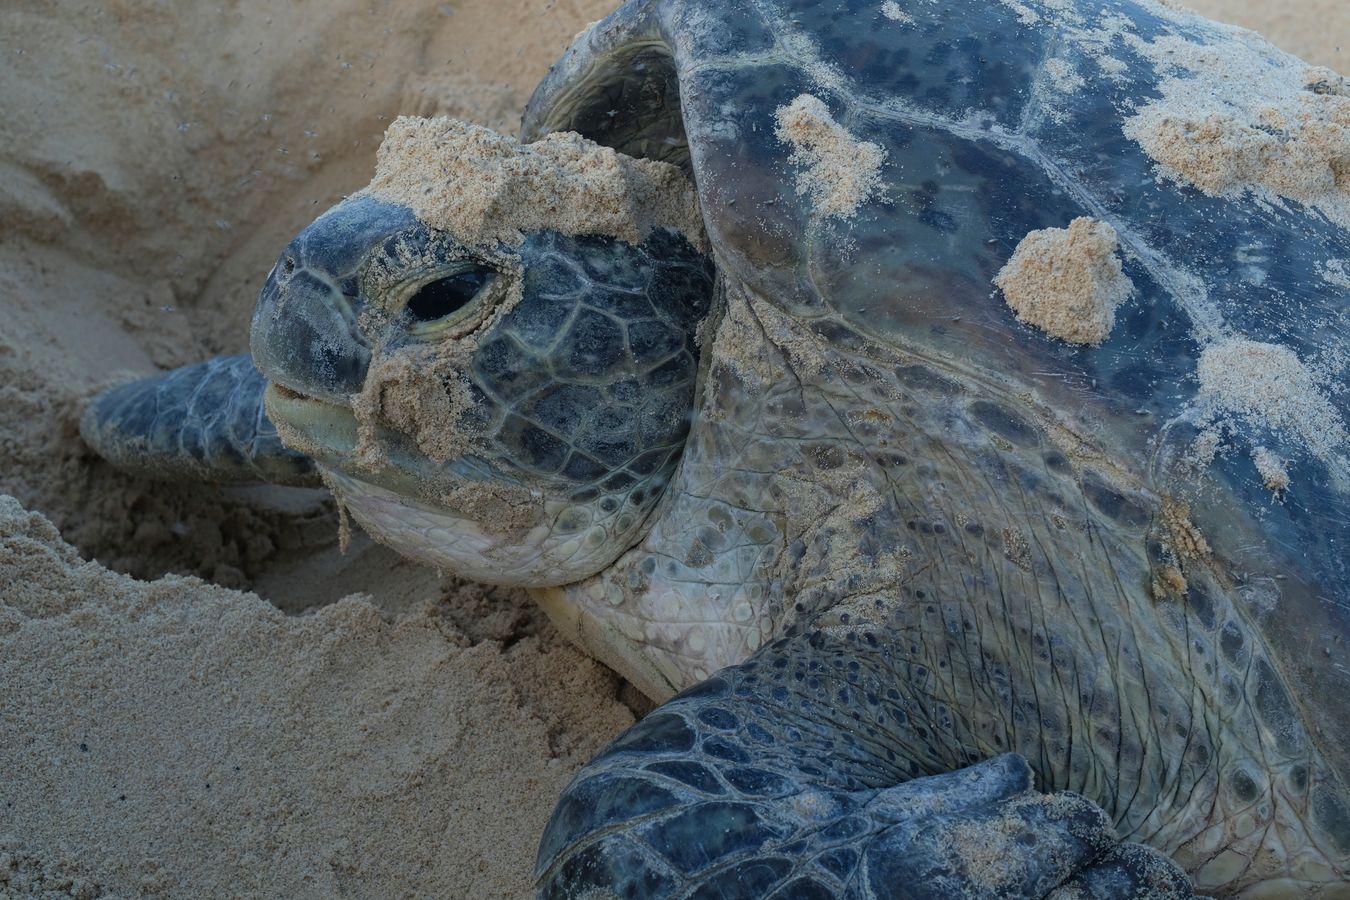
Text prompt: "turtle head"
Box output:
[[253, 195, 714, 586]]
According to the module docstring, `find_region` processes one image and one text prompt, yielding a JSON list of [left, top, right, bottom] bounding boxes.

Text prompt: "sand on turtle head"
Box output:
[[362, 116, 707, 253], [345, 118, 707, 497]]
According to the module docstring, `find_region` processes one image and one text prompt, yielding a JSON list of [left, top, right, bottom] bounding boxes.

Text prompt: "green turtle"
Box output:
[[80, 0, 1350, 895]]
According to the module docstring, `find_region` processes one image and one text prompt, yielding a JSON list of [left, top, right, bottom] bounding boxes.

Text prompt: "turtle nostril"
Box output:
[[406, 269, 494, 323], [282, 256, 296, 274]]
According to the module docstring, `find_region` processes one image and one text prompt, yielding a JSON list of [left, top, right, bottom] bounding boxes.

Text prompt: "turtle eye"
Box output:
[[406, 268, 494, 323], [403, 265, 498, 336]]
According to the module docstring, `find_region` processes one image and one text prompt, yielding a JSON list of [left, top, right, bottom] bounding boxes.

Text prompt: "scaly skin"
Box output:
[[80, 354, 318, 487], [522, 0, 1350, 892], [254, 208, 715, 586], [538, 286, 1350, 895], [536, 633, 1194, 897]]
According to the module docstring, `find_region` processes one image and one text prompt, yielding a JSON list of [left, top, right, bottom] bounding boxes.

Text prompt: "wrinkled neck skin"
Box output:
[[534, 280, 1350, 896]]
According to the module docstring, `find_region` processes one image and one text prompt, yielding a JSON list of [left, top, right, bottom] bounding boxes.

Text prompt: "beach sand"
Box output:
[[0, 1, 1342, 896]]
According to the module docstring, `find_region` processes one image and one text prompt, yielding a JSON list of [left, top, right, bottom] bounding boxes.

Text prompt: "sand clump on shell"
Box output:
[[775, 93, 887, 220], [880, 1, 916, 25], [363, 116, 707, 252], [1321, 258, 1350, 288], [1252, 446, 1291, 492], [1045, 57, 1087, 93], [1196, 339, 1347, 458], [1123, 32, 1350, 228], [994, 217, 1134, 346]]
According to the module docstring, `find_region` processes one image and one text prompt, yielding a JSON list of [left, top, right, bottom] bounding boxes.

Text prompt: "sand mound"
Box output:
[[775, 93, 887, 220], [0, 0, 635, 896], [0, 496, 635, 897]]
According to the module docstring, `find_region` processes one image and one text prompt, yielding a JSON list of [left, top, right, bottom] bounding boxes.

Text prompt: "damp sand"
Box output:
[[0, 0, 1343, 896], [775, 93, 887, 220], [0, 1, 642, 897]]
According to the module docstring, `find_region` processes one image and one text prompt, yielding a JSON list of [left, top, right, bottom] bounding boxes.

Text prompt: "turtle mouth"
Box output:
[[263, 382, 430, 498], [265, 384, 644, 588], [264, 383, 356, 455]]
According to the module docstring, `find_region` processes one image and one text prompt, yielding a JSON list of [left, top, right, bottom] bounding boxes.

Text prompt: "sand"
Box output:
[[1122, 34, 1350, 229], [1196, 339, 1347, 455], [1252, 445, 1291, 492], [1184, 0, 1347, 74], [0, 0, 1343, 897], [774, 93, 887, 220], [365, 117, 705, 251], [345, 116, 705, 489], [0, 1, 640, 897], [1195, 337, 1349, 486], [994, 217, 1133, 346]]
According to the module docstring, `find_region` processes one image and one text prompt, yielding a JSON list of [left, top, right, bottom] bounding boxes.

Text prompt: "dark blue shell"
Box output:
[[667, 0, 1350, 767], [527, 0, 1350, 804]]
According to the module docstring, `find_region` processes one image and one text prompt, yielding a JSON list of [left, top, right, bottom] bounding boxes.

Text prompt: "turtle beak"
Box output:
[[250, 196, 417, 406]]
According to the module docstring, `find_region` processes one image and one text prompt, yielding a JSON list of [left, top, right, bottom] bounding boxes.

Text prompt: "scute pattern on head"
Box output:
[[311, 226, 713, 586]]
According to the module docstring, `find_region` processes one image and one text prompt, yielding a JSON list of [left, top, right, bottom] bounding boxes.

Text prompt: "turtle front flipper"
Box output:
[[80, 354, 319, 487], [536, 631, 1192, 899]]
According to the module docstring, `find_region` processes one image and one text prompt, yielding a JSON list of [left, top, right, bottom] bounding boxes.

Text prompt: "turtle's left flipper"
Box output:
[[1049, 843, 1196, 899], [536, 629, 1193, 899], [80, 354, 319, 487]]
